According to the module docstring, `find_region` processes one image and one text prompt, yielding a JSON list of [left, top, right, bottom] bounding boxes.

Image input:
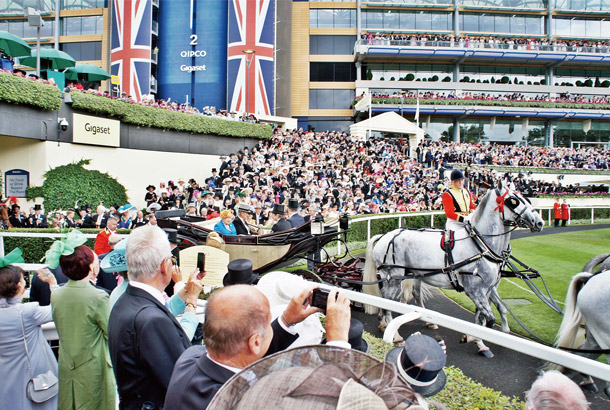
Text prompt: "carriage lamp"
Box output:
[[339, 214, 349, 231], [311, 214, 325, 235]]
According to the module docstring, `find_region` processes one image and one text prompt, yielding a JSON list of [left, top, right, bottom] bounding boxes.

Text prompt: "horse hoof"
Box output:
[[479, 349, 494, 358], [580, 382, 598, 393], [393, 334, 404, 343], [378, 324, 387, 332], [460, 335, 468, 344], [425, 323, 439, 330]]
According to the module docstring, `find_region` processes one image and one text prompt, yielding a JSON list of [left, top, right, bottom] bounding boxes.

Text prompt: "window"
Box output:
[[310, 35, 356, 54], [310, 62, 356, 82], [61, 0, 105, 9], [363, 10, 452, 31], [554, 17, 605, 37], [310, 9, 356, 28], [461, 13, 542, 34], [309, 90, 355, 109], [62, 16, 103, 36], [60, 41, 102, 61]]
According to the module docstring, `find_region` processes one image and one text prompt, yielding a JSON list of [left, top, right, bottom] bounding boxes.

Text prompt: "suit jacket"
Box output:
[[233, 216, 250, 235], [29, 265, 69, 306], [288, 213, 306, 228], [97, 252, 119, 293], [164, 319, 297, 410], [29, 214, 48, 228], [272, 218, 292, 233], [109, 285, 192, 410]]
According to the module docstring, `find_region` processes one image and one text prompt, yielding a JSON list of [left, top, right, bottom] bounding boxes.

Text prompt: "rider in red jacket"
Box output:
[[442, 169, 477, 229]]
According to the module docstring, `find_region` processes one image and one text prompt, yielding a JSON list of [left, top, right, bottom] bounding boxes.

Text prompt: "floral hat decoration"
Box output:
[[0, 248, 25, 269], [43, 230, 87, 269]]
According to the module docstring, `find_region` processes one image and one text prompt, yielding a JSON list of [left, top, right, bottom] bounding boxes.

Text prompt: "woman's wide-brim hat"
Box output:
[[223, 258, 258, 286], [100, 237, 128, 273], [385, 333, 446, 397], [208, 345, 426, 410], [118, 204, 136, 214], [147, 185, 156, 191], [146, 203, 162, 213]]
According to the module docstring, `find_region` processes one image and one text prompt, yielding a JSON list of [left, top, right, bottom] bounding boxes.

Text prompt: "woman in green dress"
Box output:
[[46, 231, 116, 409]]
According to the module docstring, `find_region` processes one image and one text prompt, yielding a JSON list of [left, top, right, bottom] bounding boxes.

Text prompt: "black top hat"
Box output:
[[450, 169, 464, 181], [270, 203, 286, 215], [163, 228, 178, 244], [147, 185, 156, 191], [385, 333, 446, 397], [34, 204, 42, 211], [211, 168, 218, 172], [287, 198, 299, 210], [223, 259, 258, 286]]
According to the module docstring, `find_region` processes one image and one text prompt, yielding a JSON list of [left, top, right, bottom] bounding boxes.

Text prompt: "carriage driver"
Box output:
[[442, 169, 477, 231]]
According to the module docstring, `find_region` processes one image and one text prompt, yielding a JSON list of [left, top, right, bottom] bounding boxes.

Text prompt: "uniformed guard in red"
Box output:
[[442, 169, 477, 230], [553, 198, 562, 227]]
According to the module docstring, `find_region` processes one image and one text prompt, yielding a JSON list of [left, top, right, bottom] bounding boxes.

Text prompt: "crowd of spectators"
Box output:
[[362, 32, 610, 52], [361, 90, 610, 107]]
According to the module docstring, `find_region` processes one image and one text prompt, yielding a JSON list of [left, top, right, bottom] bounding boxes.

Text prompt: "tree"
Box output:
[[26, 159, 128, 211]]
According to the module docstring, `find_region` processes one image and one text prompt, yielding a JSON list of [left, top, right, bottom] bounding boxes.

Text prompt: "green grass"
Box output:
[[442, 228, 610, 343]]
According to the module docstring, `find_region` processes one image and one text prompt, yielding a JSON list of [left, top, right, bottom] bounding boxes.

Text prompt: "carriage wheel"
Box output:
[[292, 269, 324, 283]]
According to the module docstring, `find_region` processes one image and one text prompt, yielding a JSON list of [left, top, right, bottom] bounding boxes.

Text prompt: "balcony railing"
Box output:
[[356, 39, 610, 54], [151, 20, 158, 36]]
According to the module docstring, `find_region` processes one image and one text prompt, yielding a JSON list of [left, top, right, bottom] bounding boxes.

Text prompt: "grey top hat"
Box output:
[[236, 203, 254, 214], [385, 333, 446, 397], [223, 259, 258, 286]]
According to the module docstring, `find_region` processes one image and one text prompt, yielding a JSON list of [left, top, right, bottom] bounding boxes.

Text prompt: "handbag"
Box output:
[[20, 307, 59, 403]]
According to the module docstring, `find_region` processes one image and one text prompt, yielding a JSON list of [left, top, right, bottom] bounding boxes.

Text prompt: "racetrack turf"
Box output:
[[442, 228, 610, 343]]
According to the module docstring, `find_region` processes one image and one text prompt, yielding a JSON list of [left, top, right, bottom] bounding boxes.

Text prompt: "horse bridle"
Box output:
[[494, 188, 532, 228]]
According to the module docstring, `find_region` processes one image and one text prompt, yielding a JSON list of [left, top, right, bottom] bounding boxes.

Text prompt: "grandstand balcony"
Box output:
[[354, 39, 610, 67]]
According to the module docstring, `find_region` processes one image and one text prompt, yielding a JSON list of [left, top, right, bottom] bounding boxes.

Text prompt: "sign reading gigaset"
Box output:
[[72, 113, 120, 147]]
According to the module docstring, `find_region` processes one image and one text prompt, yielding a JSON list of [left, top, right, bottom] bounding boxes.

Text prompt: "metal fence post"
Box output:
[[431, 214, 434, 227], [367, 219, 371, 241], [0, 235, 4, 257], [398, 216, 401, 228], [591, 208, 594, 225]]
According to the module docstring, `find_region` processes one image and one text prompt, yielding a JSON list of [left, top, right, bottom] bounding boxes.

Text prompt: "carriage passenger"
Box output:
[[442, 169, 477, 231]]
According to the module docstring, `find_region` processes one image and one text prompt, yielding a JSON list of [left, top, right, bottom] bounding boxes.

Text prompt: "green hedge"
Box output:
[[71, 91, 273, 139], [353, 96, 610, 111], [464, 164, 610, 175], [0, 71, 61, 110], [3, 228, 132, 263], [346, 212, 446, 243]]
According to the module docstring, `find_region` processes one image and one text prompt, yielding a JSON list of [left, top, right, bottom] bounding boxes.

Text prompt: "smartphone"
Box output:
[[23, 272, 31, 289], [196, 252, 206, 272], [311, 288, 331, 310]]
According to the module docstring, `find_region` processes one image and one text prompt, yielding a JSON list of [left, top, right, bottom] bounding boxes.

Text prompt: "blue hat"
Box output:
[[117, 204, 136, 213], [100, 238, 128, 273]]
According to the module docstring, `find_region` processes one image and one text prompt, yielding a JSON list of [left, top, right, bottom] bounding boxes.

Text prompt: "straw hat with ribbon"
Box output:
[[43, 230, 87, 269]]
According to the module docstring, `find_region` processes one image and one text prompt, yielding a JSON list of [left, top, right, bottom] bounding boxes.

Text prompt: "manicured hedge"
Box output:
[[353, 96, 610, 111], [3, 228, 132, 263], [71, 91, 274, 139], [346, 212, 446, 243], [0, 70, 61, 110]]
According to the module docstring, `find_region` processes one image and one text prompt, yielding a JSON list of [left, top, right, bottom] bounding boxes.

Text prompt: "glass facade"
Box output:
[[555, 0, 610, 10], [0, 0, 55, 12], [310, 35, 356, 54], [461, 13, 543, 34], [307, 117, 353, 133], [0, 19, 55, 38], [460, 0, 546, 8], [461, 65, 546, 83], [310, 9, 356, 28], [310, 62, 357, 82], [554, 68, 610, 86], [362, 10, 452, 31], [62, 15, 104, 36], [309, 89, 355, 109], [61, 0, 105, 9], [60, 41, 101, 60], [554, 18, 610, 38]]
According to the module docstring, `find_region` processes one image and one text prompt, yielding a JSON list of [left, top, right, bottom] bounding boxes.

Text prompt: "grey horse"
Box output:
[[554, 254, 610, 397], [362, 180, 544, 356]]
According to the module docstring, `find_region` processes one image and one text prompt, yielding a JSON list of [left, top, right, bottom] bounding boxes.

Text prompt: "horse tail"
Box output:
[[582, 253, 610, 274], [555, 272, 592, 350], [400, 280, 433, 304], [363, 234, 383, 315]]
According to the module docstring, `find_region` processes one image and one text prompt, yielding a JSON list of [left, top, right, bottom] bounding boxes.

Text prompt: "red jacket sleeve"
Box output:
[[443, 192, 463, 222]]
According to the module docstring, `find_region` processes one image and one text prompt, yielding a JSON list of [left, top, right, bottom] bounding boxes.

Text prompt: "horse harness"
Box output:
[[376, 223, 511, 292]]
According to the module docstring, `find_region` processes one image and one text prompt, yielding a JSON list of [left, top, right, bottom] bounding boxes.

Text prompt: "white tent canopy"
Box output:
[[349, 112, 425, 158]]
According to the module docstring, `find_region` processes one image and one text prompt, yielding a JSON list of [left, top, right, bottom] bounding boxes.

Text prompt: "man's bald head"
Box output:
[[204, 285, 271, 359]]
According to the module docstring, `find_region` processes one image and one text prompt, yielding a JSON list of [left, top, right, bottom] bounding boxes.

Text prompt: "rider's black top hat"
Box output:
[[223, 259, 258, 286], [385, 332, 447, 397]]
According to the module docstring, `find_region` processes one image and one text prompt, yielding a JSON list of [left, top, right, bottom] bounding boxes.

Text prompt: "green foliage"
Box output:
[[405, 73, 415, 81], [70, 91, 273, 139], [3, 228, 131, 263], [345, 213, 445, 243], [26, 159, 128, 211], [366, 68, 373, 80], [0, 71, 61, 110], [362, 332, 523, 410]]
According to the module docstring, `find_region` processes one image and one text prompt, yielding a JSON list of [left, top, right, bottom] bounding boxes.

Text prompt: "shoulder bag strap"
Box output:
[[19, 306, 33, 380]]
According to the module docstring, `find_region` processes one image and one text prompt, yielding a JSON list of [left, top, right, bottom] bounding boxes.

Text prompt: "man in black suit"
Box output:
[[268, 204, 292, 233], [286, 198, 305, 228], [233, 203, 254, 235], [28, 204, 48, 228], [109, 225, 199, 410], [164, 285, 351, 410], [9, 205, 27, 227]]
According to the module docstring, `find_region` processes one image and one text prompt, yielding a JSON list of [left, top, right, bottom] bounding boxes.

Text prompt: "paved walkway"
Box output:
[[353, 224, 610, 408]]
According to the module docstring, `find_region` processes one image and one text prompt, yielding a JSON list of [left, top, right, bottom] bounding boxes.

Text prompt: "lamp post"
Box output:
[[24, 2, 43, 78], [242, 49, 255, 114]]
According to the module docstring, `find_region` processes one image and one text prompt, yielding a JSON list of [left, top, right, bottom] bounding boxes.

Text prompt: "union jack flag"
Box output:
[[111, 0, 152, 101], [227, 0, 274, 115]]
